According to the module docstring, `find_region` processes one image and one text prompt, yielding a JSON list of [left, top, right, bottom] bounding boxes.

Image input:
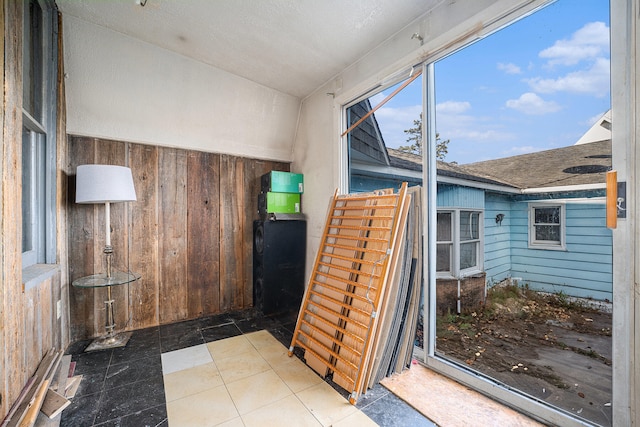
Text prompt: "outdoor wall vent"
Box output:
[[563, 165, 610, 174], [585, 154, 612, 159]]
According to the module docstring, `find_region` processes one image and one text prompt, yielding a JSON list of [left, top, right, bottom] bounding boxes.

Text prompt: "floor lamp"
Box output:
[[74, 164, 140, 351]]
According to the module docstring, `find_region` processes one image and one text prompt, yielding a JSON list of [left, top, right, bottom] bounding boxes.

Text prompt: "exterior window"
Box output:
[[436, 209, 483, 277], [436, 212, 452, 274], [459, 211, 480, 271], [22, 0, 56, 267], [529, 204, 565, 250]]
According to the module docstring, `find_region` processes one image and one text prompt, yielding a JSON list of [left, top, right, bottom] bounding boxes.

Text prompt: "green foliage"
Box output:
[[487, 283, 522, 305], [397, 114, 450, 160]]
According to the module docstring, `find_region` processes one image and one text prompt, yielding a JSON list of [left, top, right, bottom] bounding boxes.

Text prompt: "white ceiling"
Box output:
[[55, 0, 441, 98]]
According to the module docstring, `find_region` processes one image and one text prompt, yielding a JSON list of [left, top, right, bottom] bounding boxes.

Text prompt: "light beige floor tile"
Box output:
[[296, 381, 357, 427], [331, 409, 379, 427], [244, 330, 282, 349], [271, 356, 324, 392], [241, 394, 322, 427], [162, 344, 213, 375], [207, 335, 254, 361], [215, 417, 245, 427], [226, 369, 293, 414], [163, 361, 223, 402], [167, 384, 239, 427], [215, 348, 271, 384], [254, 342, 291, 366]]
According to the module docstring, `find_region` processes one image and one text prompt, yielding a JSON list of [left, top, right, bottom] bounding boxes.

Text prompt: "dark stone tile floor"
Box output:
[[61, 308, 435, 426]]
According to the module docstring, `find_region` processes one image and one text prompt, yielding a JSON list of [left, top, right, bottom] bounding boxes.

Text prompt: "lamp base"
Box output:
[[85, 331, 133, 352]]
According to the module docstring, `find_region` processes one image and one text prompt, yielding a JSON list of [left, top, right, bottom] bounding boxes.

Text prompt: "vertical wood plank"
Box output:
[[67, 136, 97, 340], [128, 143, 159, 329], [95, 139, 129, 335], [0, 1, 6, 416], [241, 158, 258, 309], [158, 147, 188, 324], [25, 287, 39, 380], [0, 0, 24, 417], [187, 151, 220, 317], [67, 140, 291, 338], [55, 10, 69, 350], [39, 277, 53, 354], [220, 155, 245, 310]]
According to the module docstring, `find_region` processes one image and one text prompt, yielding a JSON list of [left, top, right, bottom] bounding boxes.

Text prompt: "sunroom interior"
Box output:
[[2, 0, 639, 426]]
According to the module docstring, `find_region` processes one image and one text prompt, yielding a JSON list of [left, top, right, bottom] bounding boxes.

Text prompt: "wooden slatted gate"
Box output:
[[288, 183, 409, 404]]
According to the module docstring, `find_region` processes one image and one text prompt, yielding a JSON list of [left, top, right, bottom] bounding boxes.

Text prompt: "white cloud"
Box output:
[[450, 128, 514, 141], [497, 62, 522, 74], [526, 57, 610, 96], [436, 100, 471, 114], [539, 21, 610, 67], [505, 92, 562, 115], [435, 112, 515, 142], [372, 104, 422, 147], [374, 104, 421, 127], [373, 99, 514, 150]]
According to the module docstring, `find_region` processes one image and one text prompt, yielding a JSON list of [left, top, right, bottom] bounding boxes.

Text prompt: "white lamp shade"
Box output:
[[76, 164, 137, 204]]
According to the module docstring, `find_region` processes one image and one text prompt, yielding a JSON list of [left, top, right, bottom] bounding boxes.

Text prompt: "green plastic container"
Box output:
[[258, 192, 301, 216], [261, 171, 304, 194]]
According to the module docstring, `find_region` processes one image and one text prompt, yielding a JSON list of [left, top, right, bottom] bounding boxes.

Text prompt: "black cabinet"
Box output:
[[253, 220, 306, 315]]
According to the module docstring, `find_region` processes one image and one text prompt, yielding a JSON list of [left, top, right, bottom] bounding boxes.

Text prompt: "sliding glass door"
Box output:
[[346, 2, 612, 425]]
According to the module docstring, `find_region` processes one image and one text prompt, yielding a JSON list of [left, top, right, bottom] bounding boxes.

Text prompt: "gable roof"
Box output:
[[463, 139, 611, 189], [351, 105, 611, 192], [575, 110, 611, 145], [387, 148, 518, 188], [349, 100, 390, 166], [385, 140, 611, 191]]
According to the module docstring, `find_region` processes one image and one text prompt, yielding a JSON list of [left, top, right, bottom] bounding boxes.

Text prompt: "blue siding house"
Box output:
[[349, 99, 612, 302], [463, 140, 612, 301]]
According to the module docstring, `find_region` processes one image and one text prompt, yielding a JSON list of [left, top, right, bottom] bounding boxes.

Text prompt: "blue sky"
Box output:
[[369, 0, 610, 165]]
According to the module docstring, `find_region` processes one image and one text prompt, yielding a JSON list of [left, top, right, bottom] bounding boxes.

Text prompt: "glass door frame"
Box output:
[[418, 60, 598, 427]]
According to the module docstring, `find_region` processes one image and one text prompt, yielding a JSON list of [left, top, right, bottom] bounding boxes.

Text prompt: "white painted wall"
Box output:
[[63, 15, 300, 162]]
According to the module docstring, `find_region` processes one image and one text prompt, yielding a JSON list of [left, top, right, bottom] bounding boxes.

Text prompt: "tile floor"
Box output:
[[61, 309, 436, 427]]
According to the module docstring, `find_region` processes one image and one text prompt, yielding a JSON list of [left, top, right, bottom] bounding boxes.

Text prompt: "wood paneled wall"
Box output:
[[1, 2, 68, 419], [67, 136, 289, 342]]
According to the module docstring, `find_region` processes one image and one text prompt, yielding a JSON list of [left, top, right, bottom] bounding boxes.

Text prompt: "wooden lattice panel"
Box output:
[[289, 183, 409, 403]]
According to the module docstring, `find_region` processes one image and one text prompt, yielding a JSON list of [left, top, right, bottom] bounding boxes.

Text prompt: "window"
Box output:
[[436, 212, 453, 274], [436, 209, 483, 277], [528, 204, 565, 250], [22, 0, 56, 268], [459, 210, 481, 270]]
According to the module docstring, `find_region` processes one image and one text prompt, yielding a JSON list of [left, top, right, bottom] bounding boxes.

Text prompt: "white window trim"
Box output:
[[528, 203, 566, 251], [436, 208, 484, 279]]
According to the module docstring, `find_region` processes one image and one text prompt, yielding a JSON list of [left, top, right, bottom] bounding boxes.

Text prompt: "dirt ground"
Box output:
[[433, 284, 613, 426]]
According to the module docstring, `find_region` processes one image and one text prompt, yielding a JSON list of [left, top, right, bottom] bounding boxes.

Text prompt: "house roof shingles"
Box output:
[[462, 139, 611, 189], [386, 140, 611, 191]]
